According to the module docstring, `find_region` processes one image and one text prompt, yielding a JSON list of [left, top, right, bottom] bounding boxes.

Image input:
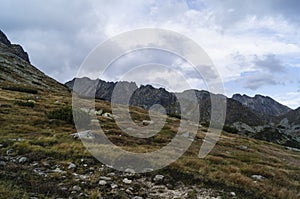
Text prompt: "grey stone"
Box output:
[[6, 149, 14, 156], [18, 157, 28, 164], [72, 185, 81, 191], [123, 178, 132, 184], [111, 183, 118, 189], [98, 180, 107, 185], [153, 175, 164, 183], [251, 175, 265, 181], [100, 176, 112, 181], [0, 161, 6, 166], [68, 162, 76, 169]]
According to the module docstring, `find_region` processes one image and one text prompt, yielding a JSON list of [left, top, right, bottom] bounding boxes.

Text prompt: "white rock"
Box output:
[[99, 176, 112, 181], [123, 178, 132, 184], [111, 183, 118, 189], [19, 157, 28, 164], [142, 120, 154, 125], [6, 149, 14, 155], [230, 192, 236, 196], [251, 175, 265, 181], [98, 180, 107, 185], [68, 163, 76, 169], [0, 161, 6, 166], [72, 185, 81, 191], [153, 175, 164, 182], [53, 168, 66, 174]]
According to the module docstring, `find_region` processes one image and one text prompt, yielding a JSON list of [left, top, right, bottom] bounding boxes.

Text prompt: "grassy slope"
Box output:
[[0, 85, 299, 199]]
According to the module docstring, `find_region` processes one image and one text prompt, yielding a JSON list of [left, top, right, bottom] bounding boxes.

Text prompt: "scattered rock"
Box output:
[[0, 161, 6, 166], [18, 157, 28, 164], [111, 183, 118, 189], [72, 185, 81, 191], [230, 192, 236, 196], [6, 149, 14, 156], [142, 120, 154, 126], [251, 175, 265, 181], [71, 130, 95, 140], [98, 180, 107, 186], [132, 196, 143, 199], [123, 178, 132, 184], [27, 99, 36, 104], [52, 168, 66, 174], [95, 109, 103, 116], [102, 112, 114, 120], [68, 162, 76, 169], [153, 175, 164, 183], [126, 188, 134, 195], [238, 145, 248, 150], [100, 176, 112, 181], [285, 146, 300, 152], [60, 187, 68, 191]]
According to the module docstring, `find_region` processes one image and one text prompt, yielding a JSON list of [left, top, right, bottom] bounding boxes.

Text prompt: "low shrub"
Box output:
[[47, 106, 90, 126], [14, 100, 35, 108], [2, 85, 38, 94], [223, 125, 238, 134]]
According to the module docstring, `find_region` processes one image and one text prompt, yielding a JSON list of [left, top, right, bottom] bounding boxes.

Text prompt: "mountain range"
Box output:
[[1, 28, 299, 148], [65, 76, 300, 148], [1, 29, 300, 198]]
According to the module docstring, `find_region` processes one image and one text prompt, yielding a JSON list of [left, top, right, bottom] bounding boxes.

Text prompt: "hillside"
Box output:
[[0, 30, 300, 198]]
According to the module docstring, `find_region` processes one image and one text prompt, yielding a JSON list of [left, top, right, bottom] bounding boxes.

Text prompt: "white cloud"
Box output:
[[1, 0, 300, 107]]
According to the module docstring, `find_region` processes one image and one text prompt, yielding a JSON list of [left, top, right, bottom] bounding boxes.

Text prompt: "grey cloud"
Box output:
[[0, 0, 104, 83], [242, 73, 280, 90], [206, 0, 300, 28], [254, 54, 285, 73]]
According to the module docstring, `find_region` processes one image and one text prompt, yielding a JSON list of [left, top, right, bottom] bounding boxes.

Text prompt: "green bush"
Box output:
[[2, 85, 38, 94], [14, 100, 35, 108], [47, 106, 90, 126], [223, 125, 238, 134]]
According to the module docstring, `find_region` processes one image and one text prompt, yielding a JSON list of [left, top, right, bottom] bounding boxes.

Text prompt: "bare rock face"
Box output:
[[0, 30, 11, 46], [0, 30, 30, 63], [232, 94, 291, 117]]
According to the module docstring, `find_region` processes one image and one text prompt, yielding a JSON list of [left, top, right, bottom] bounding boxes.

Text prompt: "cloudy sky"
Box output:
[[1, 0, 300, 108]]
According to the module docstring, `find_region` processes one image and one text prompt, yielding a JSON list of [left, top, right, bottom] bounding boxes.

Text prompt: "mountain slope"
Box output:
[[0, 30, 68, 93]]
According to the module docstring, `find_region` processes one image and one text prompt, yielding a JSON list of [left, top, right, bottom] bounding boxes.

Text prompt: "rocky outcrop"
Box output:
[[232, 94, 291, 117], [0, 30, 30, 63], [0, 30, 11, 46]]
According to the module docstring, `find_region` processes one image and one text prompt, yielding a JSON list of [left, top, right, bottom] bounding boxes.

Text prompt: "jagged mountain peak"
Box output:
[[0, 30, 11, 46], [232, 93, 291, 117], [0, 29, 30, 63]]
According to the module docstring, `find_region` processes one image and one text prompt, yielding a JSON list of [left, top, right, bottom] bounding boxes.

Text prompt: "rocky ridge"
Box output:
[[232, 93, 291, 117], [0, 30, 30, 63], [66, 77, 300, 148]]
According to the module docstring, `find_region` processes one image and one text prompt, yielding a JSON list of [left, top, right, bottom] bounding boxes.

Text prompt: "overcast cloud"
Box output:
[[0, 0, 299, 108]]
